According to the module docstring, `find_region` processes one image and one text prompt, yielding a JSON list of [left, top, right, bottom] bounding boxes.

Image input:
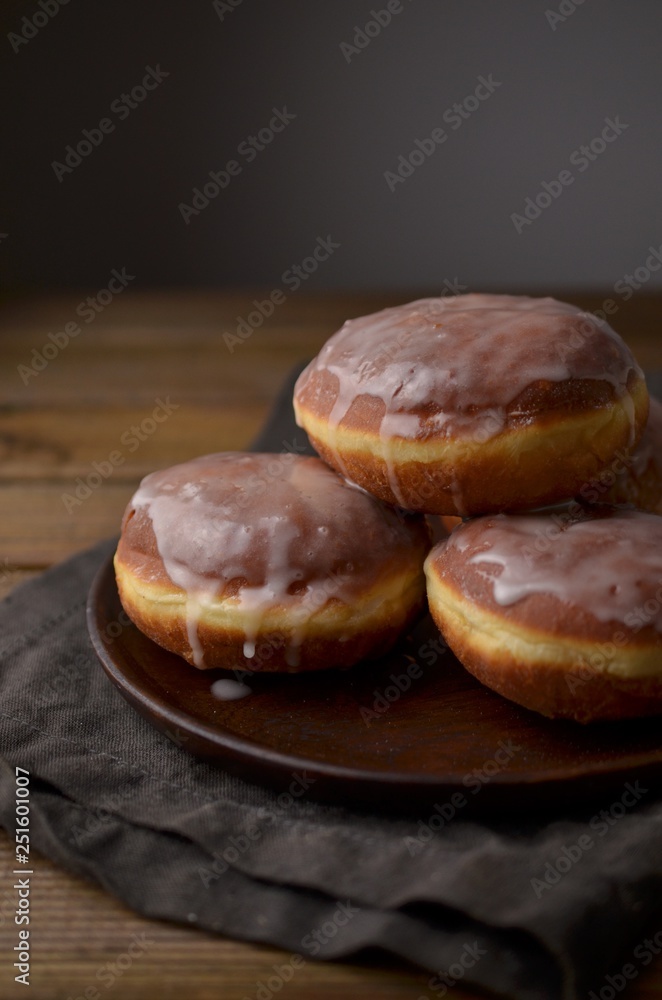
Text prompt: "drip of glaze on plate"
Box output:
[[211, 678, 252, 700]]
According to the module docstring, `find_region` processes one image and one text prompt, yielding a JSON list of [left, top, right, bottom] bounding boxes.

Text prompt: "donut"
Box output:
[[579, 396, 662, 513], [424, 506, 662, 722], [114, 453, 430, 672], [293, 294, 648, 516]]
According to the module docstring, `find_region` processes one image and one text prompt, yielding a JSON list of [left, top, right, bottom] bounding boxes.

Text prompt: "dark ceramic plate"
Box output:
[[87, 552, 662, 812]]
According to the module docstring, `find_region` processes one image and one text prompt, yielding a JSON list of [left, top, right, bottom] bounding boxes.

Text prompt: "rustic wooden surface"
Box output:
[[0, 289, 661, 1000]]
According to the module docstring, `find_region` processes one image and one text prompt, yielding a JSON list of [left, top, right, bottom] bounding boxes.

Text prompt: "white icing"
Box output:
[[450, 509, 662, 630], [295, 294, 643, 508], [130, 453, 423, 667], [211, 678, 252, 700]]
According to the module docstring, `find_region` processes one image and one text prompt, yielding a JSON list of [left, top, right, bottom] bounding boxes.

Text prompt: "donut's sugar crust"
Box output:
[[115, 452, 430, 671], [425, 507, 662, 721], [294, 294, 649, 515]]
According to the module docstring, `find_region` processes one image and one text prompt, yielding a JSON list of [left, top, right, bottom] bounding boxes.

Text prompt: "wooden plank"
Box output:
[[3, 290, 662, 347], [0, 290, 389, 347], [1, 341, 312, 408], [0, 834, 434, 1000], [0, 405, 267, 480], [0, 484, 132, 565], [1, 293, 661, 410]]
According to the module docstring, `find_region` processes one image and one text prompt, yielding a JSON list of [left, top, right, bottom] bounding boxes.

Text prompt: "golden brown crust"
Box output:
[[294, 292, 649, 516], [424, 510, 662, 722], [428, 590, 662, 723], [296, 373, 649, 515], [115, 555, 426, 672], [114, 453, 431, 672]]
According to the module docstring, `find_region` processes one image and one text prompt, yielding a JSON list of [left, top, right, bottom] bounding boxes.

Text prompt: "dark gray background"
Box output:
[[3, 0, 662, 292]]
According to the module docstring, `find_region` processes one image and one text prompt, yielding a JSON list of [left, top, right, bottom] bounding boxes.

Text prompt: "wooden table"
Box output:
[[0, 290, 660, 1000]]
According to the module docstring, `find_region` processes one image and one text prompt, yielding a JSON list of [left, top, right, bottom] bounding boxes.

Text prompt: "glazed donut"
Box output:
[[579, 396, 662, 513], [114, 453, 429, 672], [424, 506, 662, 722], [293, 294, 648, 517]]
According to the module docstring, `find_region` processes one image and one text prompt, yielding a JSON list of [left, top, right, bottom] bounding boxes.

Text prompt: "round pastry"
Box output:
[[580, 396, 662, 513], [293, 294, 648, 516], [114, 452, 429, 672], [424, 506, 662, 722]]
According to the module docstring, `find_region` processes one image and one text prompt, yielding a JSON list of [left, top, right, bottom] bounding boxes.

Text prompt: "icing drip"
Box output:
[[129, 453, 421, 667], [295, 294, 643, 509], [378, 411, 420, 507], [449, 509, 662, 630], [211, 678, 251, 700]]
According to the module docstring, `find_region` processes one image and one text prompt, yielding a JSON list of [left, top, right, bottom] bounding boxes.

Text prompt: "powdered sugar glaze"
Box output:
[[128, 453, 422, 667], [295, 294, 642, 447], [449, 509, 662, 631]]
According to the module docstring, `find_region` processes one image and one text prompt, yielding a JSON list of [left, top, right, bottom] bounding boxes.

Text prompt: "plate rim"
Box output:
[[86, 552, 662, 805]]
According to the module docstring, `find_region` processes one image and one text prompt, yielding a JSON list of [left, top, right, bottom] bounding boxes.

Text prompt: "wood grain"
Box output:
[[1, 290, 661, 1000], [0, 832, 435, 1000]]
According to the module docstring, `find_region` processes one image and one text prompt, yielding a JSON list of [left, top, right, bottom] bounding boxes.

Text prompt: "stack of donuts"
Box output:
[[115, 294, 662, 723]]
